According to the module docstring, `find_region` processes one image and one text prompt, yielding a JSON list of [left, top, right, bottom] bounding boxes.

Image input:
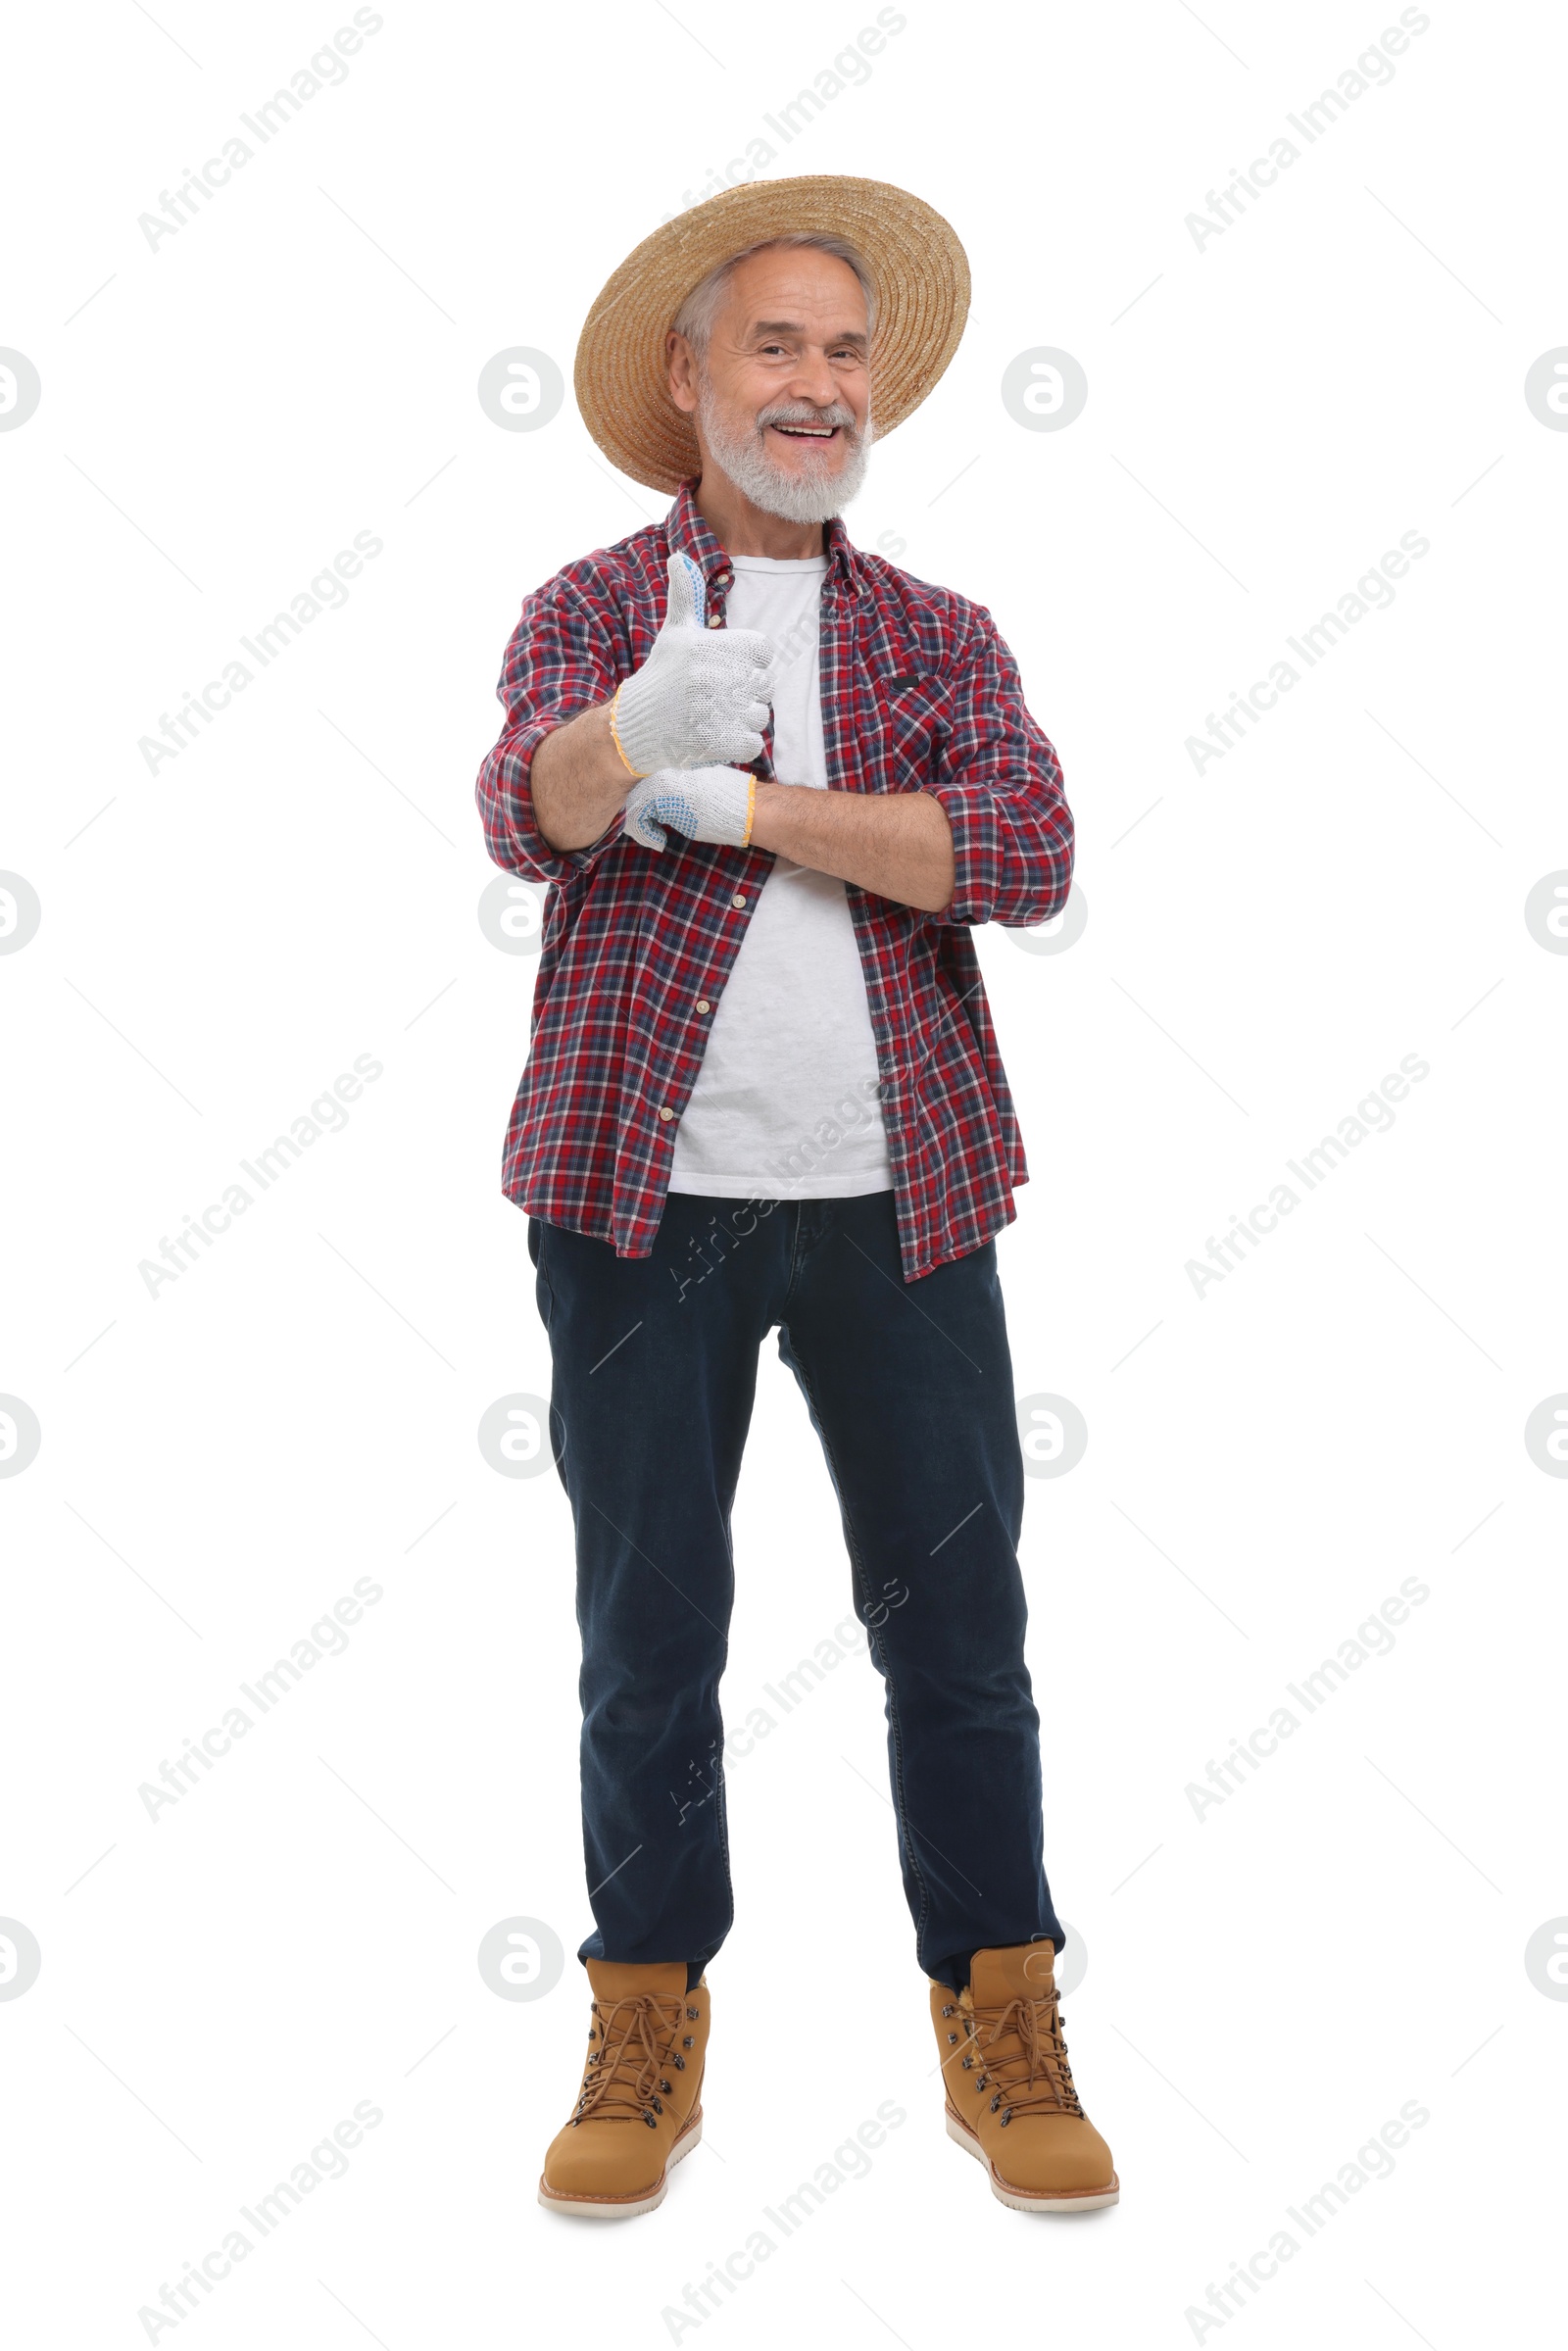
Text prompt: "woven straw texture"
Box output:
[[574, 174, 970, 494]]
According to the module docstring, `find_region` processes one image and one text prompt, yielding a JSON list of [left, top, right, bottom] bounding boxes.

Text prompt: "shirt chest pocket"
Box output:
[[880, 671, 951, 791]]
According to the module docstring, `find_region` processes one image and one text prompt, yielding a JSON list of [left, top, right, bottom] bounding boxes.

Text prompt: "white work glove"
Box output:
[[610, 553, 776, 775], [622, 765, 755, 852]]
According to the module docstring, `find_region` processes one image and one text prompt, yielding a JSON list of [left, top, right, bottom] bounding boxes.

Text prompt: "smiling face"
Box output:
[[667, 244, 875, 525]]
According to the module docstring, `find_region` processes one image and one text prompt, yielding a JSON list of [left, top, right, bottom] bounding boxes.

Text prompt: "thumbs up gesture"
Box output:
[[611, 554, 776, 777]]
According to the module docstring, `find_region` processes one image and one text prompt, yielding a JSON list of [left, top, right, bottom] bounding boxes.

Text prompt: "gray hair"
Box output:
[[671, 232, 877, 361]]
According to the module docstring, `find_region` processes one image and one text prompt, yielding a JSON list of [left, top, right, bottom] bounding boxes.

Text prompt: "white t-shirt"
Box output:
[[666, 553, 895, 1200]]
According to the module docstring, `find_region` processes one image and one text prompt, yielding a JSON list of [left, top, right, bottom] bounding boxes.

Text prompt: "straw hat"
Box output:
[[574, 174, 970, 495]]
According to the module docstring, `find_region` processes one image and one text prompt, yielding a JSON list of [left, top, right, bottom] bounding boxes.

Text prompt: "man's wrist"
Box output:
[[608, 684, 645, 779], [532, 701, 632, 852], [746, 777, 789, 848]]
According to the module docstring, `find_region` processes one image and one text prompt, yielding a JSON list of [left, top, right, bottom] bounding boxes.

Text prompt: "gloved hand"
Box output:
[[611, 553, 776, 776], [622, 765, 756, 852]]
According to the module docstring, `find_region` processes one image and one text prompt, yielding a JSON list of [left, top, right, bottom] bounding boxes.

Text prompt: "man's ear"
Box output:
[[666, 328, 698, 417]]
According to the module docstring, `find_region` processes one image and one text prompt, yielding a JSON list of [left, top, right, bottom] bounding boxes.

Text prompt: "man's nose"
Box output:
[[783, 351, 847, 411]]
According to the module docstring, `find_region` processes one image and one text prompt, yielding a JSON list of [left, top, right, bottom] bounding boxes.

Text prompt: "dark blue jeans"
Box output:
[[527, 1189, 1064, 1992]]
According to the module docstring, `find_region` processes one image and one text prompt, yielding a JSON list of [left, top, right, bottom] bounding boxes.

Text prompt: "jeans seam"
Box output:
[[711, 1720, 736, 1954], [709, 1499, 738, 1956], [534, 1219, 556, 1335], [533, 1222, 569, 1485], [781, 1201, 808, 1313], [783, 1330, 934, 1960]]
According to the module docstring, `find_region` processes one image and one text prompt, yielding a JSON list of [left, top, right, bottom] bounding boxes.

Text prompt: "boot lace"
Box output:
[[962, 1982, 1084, 2124], [572, 1992, 690, 2130]]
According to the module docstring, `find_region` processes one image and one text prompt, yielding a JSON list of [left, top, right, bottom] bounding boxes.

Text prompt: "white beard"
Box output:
[[696, 379, 874, 523]]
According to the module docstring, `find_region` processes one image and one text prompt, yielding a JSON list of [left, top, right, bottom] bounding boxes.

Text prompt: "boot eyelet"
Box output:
[[990, 2095, 1001, 2112], [683, 2036, 694, 2049], [1001, 2109, 1013, 2126], [687, 2006, 700, 2020], [660, 2079, 672, 2094], [947, 2032, 957, 2045], [643, 2112, 658, 2129], [941, 2004, 955, 2017], [673, 2056, 686, 2070], [651, 2095, 663, 2113]]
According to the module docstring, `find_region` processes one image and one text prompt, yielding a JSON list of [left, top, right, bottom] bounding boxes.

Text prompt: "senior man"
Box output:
[[476, 176, 1115, 2221]]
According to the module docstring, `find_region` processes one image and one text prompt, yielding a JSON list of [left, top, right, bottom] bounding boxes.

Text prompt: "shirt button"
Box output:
[[707, 613, 724, 629], [696, 999, 710, 1012], [659, 1107, 674, 1122], [731, 893, 747, 909]]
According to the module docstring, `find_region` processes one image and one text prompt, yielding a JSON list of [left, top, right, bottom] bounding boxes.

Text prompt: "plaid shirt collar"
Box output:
[[664, 476, 869, 601]]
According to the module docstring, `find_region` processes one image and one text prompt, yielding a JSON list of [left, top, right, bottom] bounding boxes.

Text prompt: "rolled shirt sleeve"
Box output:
[[475, 575, 628, 885], [921, 605, 1074, 930]]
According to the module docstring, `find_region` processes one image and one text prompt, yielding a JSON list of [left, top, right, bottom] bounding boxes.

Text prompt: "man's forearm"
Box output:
[[533, 722, 956, 908], [750, 780, 955, 914], [531, 702, 629, 851]]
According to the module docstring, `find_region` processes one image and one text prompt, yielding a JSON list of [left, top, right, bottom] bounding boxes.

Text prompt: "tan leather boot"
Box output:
[[930, 1941, 1118, 2212], [538, 1960, 709, 2218]]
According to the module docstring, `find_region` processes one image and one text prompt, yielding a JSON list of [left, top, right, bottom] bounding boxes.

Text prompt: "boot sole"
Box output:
[[944, 2107, 1119, 2213], [537, 2107, 704, 2219]]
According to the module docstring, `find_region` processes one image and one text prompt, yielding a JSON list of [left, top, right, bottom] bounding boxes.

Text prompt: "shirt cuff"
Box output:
[[919, 778, 1072, 930], [479, 715, 626, 884]]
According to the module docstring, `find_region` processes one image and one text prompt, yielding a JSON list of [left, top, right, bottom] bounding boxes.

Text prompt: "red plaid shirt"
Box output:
[[475, 479, 1074, 1282]]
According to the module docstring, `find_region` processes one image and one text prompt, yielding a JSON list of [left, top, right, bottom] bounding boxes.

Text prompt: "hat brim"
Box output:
[[573, 174, 970, 495]]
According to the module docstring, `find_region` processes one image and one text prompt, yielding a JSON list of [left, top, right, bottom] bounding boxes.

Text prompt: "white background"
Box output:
[[3, 1, 1564, 2344]]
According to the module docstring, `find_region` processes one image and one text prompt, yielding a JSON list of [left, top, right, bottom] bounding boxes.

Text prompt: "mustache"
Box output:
[[755, 399, 861, 435]]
